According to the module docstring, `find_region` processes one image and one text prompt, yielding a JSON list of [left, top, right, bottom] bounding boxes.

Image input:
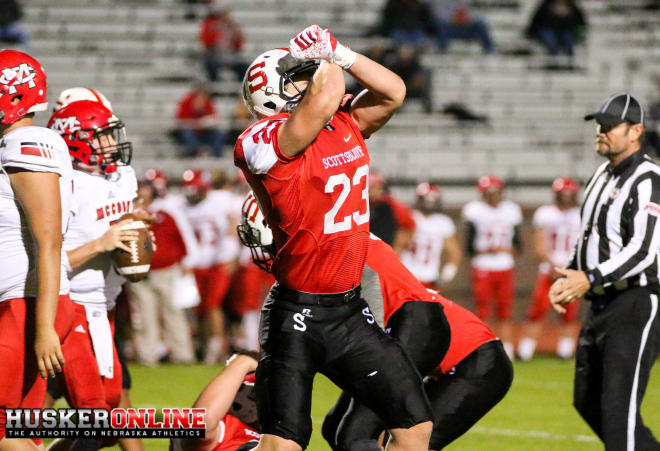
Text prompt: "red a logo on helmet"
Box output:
[[246, 62, 268, 94], [0, 64, 37, 95]]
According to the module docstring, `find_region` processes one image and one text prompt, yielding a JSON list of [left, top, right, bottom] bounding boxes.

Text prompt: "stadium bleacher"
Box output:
[[18, 0, 660, 205]]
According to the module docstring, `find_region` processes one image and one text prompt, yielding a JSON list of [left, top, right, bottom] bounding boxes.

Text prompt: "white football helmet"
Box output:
[[236, 191, 275, 272], [242, 48, 319, 117], [54, 87, 113, 112]]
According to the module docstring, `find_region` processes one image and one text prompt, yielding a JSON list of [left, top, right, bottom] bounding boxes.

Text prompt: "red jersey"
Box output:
[[212, 414, 259, 451], [148, 196, 199, 270], [176, 92, 217, 121], [384, 195, 415, 231], [150, 210, 187, 269], [366, 237, 496, 374], [366, 236, 440, 324], [234, 109, 370, 293]]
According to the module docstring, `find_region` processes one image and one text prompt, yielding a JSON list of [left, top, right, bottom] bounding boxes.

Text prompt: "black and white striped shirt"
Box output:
[[568, 151, 660, 293]]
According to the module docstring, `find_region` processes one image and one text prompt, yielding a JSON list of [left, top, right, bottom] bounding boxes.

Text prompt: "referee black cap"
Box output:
[[584, 93, 645, 126]]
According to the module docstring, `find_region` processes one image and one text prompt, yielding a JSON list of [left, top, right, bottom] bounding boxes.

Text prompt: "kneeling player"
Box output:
[[171, 352, 261, 451], [322, 235, 513, 451]]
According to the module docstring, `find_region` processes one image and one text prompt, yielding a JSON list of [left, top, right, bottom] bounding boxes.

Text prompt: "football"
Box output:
[[111, 213, 153, 282]]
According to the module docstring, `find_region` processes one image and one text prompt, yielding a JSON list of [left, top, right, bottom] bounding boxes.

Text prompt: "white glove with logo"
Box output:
[[289, 24, 357, 70]]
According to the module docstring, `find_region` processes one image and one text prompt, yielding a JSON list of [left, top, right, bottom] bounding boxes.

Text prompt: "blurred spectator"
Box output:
[[646, 74, 660, 157], [431, 0, 495, 53], [525, 0, 587, 56], [130, 170, 198, 365], [377, 0, 436, 48], [0, 0, 29, 46], [226, 99, 253, 146], [199, 7, 246, 81], [173, 85, 225, 157], [369, 171, 416, 254], [389, 45, 433, 113]]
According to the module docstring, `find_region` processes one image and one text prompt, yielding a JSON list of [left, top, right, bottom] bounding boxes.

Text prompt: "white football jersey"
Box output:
[[400, 210, 456, 283], [64, 166, 137, 309], [532, 204, 581, 273], [184, 189, 240, 268], [0, 126, 74, 302], [462, 199, 522, 271]]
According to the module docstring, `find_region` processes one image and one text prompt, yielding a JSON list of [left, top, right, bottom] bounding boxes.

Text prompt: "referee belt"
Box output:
[[274, 284, 361, 307], [590, 279, 633, 297]]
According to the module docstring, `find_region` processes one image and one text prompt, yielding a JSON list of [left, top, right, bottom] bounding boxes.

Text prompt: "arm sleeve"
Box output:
[[586, 173, 660, 286], [239, 118, 294, 174], [2, 140, 63, 175], [388, 196, 416, 231], [566, 243, 579, 270]]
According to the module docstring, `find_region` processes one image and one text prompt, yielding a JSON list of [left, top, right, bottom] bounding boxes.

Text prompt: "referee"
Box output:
[[549, 93, 660, 450]]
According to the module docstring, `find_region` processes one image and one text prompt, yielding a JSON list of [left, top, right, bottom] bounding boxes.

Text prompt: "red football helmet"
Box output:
[[143, 168, 169, 198], [477, 175, 504, 192], [48, 100, 132, 173], [416, 182, 442, 212], [552, 177, 579, 193], [0, 50, 48, 125], [182, 169, 210, 203]]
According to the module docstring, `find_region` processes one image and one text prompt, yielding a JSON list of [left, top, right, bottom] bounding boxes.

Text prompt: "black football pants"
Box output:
[[574, 287, 660, 450]]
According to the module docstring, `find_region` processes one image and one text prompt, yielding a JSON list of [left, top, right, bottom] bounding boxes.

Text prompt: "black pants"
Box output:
[[257, 287, 432, 449], [323, 301, 451, 451], [574, 287, 660, 450], [426, 340, 512, 449]]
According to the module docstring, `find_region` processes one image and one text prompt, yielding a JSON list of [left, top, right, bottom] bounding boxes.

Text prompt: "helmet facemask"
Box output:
[[78, 121, 132, 173], [237, 221, 275, 273], [276, 55, 319, 114]]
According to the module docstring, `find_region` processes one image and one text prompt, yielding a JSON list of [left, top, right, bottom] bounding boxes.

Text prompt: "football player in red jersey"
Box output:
[[238, 194, 512, 451], [234, 25, 435, 451], [0, 50, 76, 450]]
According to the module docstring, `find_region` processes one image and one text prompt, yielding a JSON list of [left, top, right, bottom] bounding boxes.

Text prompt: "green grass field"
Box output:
[[64, 358, 660, 450]]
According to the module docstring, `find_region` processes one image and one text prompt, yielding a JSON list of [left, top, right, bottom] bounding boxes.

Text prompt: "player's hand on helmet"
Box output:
[[98, 219, 139, 253], [289, 25, 356, 69], [35, 326, 65, 379]]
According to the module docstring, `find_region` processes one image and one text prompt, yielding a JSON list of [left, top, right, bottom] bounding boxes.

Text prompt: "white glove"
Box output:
[[289, 24, 357, 70], [440, 263, 458, 285]]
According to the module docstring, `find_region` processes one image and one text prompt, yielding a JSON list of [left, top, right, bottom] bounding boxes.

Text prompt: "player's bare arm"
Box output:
[[441, 234, 462, 284], [277, 61, 345, 157], [347, 54, 406, 137], [66, 219, 138, 270], [532, 227, 552, 265], [182, 354, 258, 451], [8, 169, 66, 379]]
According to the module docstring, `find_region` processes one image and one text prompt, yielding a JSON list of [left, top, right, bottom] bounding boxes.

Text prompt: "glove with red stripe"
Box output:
[[289, 24, 357, 69]]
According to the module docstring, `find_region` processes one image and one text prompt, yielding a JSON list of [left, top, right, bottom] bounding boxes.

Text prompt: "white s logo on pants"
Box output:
[[293, 313, 307, 332], [362, 307, 375, 324]]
